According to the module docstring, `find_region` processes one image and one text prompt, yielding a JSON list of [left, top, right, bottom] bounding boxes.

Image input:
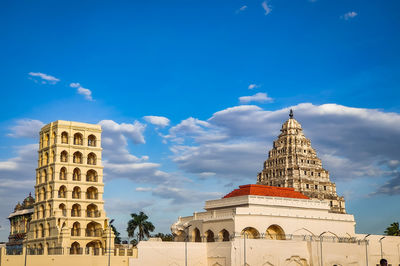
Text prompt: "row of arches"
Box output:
[[175, 228, 231, 242], [61, 132, 97, 147], [177, 225, 286, 242], [36, 184, 99, 202], [59, 203, 101, 218], [40, 132, 97, 149], [37, 167, 98, 185], [70, 240, 103, 255], [34, 222, 51, 238], [60, 151, 97, 165], [71, 221, 103, 237], [60, 168, 98, 182], [38, 150, 98, 167]]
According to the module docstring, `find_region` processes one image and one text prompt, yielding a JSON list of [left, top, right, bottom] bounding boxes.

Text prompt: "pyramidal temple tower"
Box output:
[[257, 110, 346, 213], [25, 121, 114, 253]]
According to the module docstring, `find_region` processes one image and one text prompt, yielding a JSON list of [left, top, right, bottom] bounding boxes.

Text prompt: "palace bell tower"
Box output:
[[25, 121, 114, 253], [257, 110, 346, 213]]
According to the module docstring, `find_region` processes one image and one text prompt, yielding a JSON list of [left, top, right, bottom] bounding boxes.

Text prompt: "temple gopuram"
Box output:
[[6, 193, 35, 254], [257, 110, 346, 213]]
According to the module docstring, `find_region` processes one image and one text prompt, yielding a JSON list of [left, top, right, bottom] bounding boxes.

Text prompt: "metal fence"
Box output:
[[173, 233, 368, 244]]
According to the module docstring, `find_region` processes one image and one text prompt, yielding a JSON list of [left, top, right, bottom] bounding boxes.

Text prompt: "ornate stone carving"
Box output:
[[257, 111, 346, 213]]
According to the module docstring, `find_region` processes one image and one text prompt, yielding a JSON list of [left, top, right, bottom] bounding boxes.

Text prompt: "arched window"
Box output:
[[46, 222, 51, 236], [72, 186, 81, 199], [61, 132, 68, 144], [88, 135, 96, 147], [60, 151, 68, 163], [87, 153, 97, 165], [205, 230, 215, 242], [73, 168, 81, 181], [73, 152, 82, 164], [86, 170, 98, 182], [39, 205, 45, 219], [49, 167, 54, 181], [58, 186, 67, 198], [44, 152, 49, 165], [219, 229, 230, 242], [266, 224, 286, 240], [44, 133, 49, 147], [241, 227, 260, 239], [86, 187, 98, 200], [86, 204, 99, 218], [71, 204, 81, 217], [70, 242, 81, 255], [71, 222, 81, 236], [40, 187, 46, 201], [39, 224, 44, 238], [35, 225, 38, 238], [74, 133, 83, 145], [43, 169, 47, 183], [85, 222, 102, 237], [192, 228, 201, 242], [60, 167, 67, 180], [59, 204, 66, 217], [50, 150, 55, 163]]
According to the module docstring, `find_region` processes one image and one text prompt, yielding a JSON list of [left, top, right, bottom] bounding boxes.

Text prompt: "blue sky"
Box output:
[[1, 0, 400, 241]]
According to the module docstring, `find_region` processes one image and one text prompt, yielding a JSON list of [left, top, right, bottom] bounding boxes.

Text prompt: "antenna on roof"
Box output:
[[289, 109, 294, 119]]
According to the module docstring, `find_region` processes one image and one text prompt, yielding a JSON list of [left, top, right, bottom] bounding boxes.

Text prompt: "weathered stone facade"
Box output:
[[257, 110, 346, 213]]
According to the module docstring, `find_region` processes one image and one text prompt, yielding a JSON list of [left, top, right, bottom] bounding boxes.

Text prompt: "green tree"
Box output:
[[384, 222, 400, 236], [153, 232, 174, 241], [111, 224, 121, 244], [127, 211, 155, 241]]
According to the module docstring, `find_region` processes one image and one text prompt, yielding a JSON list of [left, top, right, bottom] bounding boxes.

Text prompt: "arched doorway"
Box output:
[[70, 242, 81, 255], [86, 240, 103, 255], [205, 230, 215, 242], [218, 229, 230, 242], [192, 228, 201, 242], [266, 224, 285, 240]]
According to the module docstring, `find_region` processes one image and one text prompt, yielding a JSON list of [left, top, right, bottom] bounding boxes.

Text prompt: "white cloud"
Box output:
[[28, 72, 60, 84], [261, 1, 272, 16], [342, 11, 358, 20], [136, 185, 222, 205], [236, 5, 248, 13], [8, 119, 44, 138], [99, 120, 146, 145], [167, 103, 400, 196], [248, 84, 259, 90], [70, 82, 93, 101], [239, 92, 273, 103], [143, 116, 170, 128]]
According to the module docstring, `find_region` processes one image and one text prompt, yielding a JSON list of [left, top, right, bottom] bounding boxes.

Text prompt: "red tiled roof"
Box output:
[[223, 184, 309, 199]]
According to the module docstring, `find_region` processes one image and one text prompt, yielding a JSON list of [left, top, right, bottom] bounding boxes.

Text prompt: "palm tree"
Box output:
[[127, 211, 155, 242], [384, 222, 400, 236]]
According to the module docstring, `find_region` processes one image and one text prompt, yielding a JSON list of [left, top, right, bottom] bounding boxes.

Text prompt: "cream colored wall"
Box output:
[[0, 247, 137, 266], [2, 235, 400, 266]]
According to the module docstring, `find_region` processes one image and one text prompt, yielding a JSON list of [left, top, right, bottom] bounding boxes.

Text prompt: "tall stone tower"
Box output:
[[257, 110, 346, 213], [25, 121, 114, 253]]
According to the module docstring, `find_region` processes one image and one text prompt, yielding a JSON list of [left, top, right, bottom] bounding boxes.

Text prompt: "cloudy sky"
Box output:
[[1, 0, 400, 240]]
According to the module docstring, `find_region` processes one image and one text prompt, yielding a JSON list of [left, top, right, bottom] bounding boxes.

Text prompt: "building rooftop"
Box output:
[[223, 184, 309, 200]]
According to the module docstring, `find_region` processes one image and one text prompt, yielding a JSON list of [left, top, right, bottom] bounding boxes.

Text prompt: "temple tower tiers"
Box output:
[[257, 110, 346, 214], [25, 121, 114, 252]]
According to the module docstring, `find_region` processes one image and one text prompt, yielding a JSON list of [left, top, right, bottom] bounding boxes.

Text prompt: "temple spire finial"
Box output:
[[289, 109, 293, 119]]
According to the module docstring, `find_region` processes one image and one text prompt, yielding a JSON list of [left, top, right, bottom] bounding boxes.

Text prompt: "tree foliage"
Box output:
[[127, 211, 155, 241], [384, 222, 400, 236], [153, 232, 174, 241], [111, 224, 122, 244]]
